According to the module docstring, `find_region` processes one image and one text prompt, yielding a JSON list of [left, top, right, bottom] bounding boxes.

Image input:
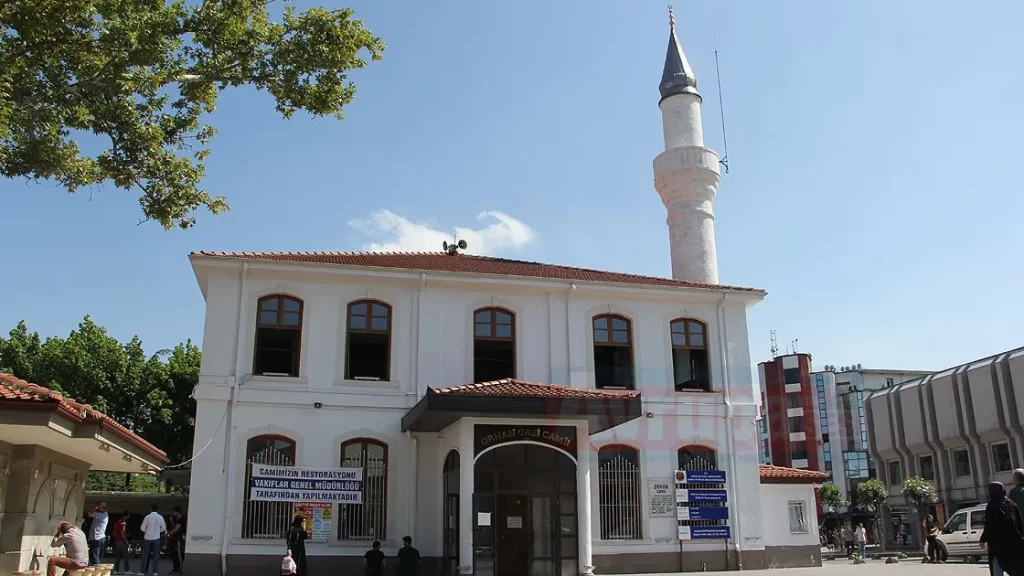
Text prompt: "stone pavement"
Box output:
[[628, 559, 989, 576]]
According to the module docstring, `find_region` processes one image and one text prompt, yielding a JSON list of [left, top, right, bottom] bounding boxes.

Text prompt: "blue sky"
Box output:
[[2, 0, 1022, 377]]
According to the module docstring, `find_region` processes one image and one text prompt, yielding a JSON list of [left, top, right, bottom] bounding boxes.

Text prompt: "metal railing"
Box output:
[[242, 446, 295, 539], [340, 448, 388, 541], [598, 453, 642, 540]]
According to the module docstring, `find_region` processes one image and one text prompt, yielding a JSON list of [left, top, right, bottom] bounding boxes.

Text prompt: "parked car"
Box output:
[[927, 505, 988, 563]]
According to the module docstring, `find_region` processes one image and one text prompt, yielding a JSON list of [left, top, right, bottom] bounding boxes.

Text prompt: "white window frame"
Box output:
[[788, 500, 808, 534]]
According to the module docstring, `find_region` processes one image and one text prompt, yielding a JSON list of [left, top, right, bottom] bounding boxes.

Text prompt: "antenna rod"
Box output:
[[713, 36, 730, 174]]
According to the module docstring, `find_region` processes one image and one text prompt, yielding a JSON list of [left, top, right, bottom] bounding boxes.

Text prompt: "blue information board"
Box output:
[[676, 470, 727, 484], [676, 488, 728, 503], [678, 525, 732, 540], [677, 506, 730, 521]]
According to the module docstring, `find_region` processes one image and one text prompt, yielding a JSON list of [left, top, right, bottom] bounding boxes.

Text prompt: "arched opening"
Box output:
[[473, 444, 578, 576], [242, 435, 296, 538], [676, 445, 726, 533], [442, 450, 460, 576], [473, 307, 516, 382], [340, 438, 388, 540], [254, 295, 303, 376], [592, 314, 634, 389]]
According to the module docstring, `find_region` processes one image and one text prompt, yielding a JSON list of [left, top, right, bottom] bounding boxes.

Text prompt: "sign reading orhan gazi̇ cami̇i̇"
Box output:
[[249, 464, 363, 503]]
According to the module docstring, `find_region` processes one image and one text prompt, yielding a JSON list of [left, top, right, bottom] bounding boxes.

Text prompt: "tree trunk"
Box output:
[[124, 472, 131, 491]]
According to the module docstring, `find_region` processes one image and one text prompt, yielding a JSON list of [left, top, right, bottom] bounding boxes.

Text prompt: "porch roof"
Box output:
[[0, 373, 169, 472], [401, 379, 642, 434]]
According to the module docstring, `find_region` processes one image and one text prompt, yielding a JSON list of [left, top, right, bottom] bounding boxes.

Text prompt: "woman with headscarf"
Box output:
[[287, 514, 310, 576], [981, 482, 1024, 576]]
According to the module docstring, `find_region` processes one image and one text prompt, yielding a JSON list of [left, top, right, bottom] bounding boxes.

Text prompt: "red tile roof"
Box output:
[[759, 464, 830, 484], [0, 373, 169, 464], [433, 379, 639, 399], [191, 251, 763, 293]]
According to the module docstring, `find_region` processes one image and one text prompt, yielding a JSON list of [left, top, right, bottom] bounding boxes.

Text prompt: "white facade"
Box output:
[[759, 484, 820, 551], [183, 258, 766, 574]]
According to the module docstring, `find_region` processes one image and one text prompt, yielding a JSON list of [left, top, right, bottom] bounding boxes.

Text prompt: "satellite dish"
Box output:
[[458, 239, 468, 250]]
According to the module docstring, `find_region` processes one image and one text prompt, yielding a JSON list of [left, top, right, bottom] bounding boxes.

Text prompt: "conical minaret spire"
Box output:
[[659, 7, 699, 100], [653, 7, 721, 285]]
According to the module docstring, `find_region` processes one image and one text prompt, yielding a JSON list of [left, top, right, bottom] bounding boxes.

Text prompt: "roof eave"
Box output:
[[187, 254, 767, 298]]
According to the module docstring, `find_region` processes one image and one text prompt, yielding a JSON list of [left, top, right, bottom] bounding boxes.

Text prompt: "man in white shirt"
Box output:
[[87, 501, 109, 566], [140, 503, 168, 576]]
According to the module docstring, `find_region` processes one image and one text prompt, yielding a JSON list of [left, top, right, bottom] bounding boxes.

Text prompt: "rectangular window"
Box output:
[[953, 449, 972, 477], [885, 377, 894, 387], [791, 441, 808, 461], [919, 455, 935, 481], [786, 392, 803, 409], [888, 461, 902, 486], [788, 416, 806, 433], [992, 443, 1012, 473], [593, 316, 634, 390], [783, 367, 801, 385], [788, 501, 808, 533]]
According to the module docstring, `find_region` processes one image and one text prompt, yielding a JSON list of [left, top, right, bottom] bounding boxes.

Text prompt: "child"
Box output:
[[281, 549, 298, 576]]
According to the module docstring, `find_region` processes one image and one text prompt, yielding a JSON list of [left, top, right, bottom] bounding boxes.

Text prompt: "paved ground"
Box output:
[[629, 559, 989, 576]]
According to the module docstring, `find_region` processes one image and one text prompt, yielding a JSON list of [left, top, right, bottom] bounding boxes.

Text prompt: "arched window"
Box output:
[[678, 445, 718, 470], [345, 300, 392, 381], [670, 318, 710, 392], [597, 445, 642, 540], [473, 307, 515, 382], [676, 445, 726, 532], [592, 314, 634, 389], [340, 438, 388, 540], [242, 435, 296, 539], [254, 295, 303, 376]]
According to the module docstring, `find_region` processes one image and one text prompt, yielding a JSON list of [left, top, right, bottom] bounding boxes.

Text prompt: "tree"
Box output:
[[0, 317, 200, 487], [857, 478, 889, 552], [1, 0, 384, 229], [903, 476, 938, 547], [820, 481, 848, 515]]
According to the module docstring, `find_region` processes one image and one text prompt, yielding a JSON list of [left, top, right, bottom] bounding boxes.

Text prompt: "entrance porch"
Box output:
[[402, 379, 642, 576]]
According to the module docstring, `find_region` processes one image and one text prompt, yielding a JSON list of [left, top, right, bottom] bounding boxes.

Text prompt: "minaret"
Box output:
[[654, 8, 722, 284]]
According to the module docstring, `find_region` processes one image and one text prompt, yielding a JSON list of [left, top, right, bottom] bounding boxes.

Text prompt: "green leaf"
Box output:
[[0, 0, 384, 228]]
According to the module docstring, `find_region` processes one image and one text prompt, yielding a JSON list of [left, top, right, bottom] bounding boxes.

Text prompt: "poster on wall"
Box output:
[[250, 464, 363, 503], [649, 478, 675, 517], [293, 503, 333, 543]]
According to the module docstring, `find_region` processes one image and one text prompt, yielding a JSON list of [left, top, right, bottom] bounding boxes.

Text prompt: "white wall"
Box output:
[[760, 484, 820, 548], [185, 258, 765, 559]]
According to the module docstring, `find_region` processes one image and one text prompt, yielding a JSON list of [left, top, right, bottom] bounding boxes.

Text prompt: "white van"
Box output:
[[930, 505, 987, 563]]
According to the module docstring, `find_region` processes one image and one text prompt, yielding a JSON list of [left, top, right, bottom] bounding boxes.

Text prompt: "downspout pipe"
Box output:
[[222, 262, 249, 576], [566, 283, 576, 385], [718, 293, 743, 569]]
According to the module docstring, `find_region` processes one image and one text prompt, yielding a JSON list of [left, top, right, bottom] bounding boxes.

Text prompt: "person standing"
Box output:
[[87, 501, 109, 566], [286, 515, 309, 576], [981, 482, 1024, 576], [397, 536, 421, 576], [47, 521, 88, 576], [843, 524, 854, 557], [1010, 470, 1024, 513], [855, 523, 868, 559], [112, 510, 131, 574], [923, 513, 942, 564], [363, 540, 386, 576], [140, 503, 167, 576], [167, 506, 187, 575]]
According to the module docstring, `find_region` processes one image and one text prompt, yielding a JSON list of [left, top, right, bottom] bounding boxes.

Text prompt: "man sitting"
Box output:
[[48, 521, 88, 576]]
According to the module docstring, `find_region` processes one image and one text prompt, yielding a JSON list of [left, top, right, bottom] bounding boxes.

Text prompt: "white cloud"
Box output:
[[348, 210, 536, 255]]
